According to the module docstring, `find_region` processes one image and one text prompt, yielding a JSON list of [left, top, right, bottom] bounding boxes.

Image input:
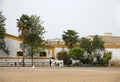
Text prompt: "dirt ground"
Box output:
[[0, 67, 120, 82]]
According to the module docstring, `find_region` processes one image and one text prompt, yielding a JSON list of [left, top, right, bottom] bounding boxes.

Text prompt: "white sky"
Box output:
[[0, 0, 120, 39]]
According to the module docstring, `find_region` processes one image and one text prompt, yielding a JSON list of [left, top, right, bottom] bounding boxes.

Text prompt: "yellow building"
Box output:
[[87, 33, 120, 59], [0, 33, 120, 60]]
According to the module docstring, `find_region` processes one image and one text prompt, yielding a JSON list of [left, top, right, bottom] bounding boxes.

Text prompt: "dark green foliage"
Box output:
[[17, 14, 45, 55], [57, 51, 72, 65], [17, 14, 45, 66], [92, 35, 104, 51], [81, 35, 104, 54], [17, 14, 31, 33], [80, 35, 105, 65], [0, 39, 10, 55], [62, 30, 79, 49], [24, 15, 45, 56], [102, 51, 112, 64], [80, 37, 93, 54], [68, 47, 84, 60], [0, 11, 6, 39], [0, 11, 10, 55], [0, 27, 6, 39]]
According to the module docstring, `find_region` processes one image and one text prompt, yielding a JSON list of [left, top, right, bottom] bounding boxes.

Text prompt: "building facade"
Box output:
[[0, 33, 120, 60], [87, 33, 120, 60]]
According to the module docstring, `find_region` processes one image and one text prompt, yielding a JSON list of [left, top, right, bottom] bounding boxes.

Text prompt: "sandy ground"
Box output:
[[0, 67, 120, 82]]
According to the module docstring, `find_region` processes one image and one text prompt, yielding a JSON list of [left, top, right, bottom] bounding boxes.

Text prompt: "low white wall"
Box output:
[[106, 48, 120, 60]]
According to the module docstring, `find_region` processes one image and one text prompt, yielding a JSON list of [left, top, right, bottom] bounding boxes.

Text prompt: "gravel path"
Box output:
[[0, 67, 120, 82]]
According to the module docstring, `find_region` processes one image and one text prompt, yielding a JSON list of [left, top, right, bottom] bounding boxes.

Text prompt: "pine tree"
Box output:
[[0, 11, 10, 55]]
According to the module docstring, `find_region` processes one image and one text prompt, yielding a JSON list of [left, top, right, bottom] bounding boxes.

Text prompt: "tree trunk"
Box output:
[[22, 43, 25, 67], [22, 29, 29, 67], [32, 54, 34, 67], [31, 47, 34, 67]]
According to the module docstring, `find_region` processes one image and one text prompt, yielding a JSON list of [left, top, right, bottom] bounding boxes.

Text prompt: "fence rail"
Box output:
[[0, 58, 51, 67], [0, 61, 51, 67]]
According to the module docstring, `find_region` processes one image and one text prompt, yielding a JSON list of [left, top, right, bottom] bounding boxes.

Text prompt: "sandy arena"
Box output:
[[0, 67, 120, 82]]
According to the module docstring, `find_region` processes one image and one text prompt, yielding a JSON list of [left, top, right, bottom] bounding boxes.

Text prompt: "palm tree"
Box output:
[[17, 14, 31, 38], [62, 29, 79, 49], [17, 14, 45, 67], [17, 14, 31, 67]]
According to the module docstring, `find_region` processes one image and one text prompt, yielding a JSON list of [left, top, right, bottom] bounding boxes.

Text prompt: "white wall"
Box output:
[[0, 50, 8, 57], [2, 37, 53, 58], [45, 49, 52, 58], [106, 48, 120, 60], [4, 37, 21, 57]]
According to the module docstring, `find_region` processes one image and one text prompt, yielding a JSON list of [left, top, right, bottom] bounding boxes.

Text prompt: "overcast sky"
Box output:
[[0, 0, 120, 39]]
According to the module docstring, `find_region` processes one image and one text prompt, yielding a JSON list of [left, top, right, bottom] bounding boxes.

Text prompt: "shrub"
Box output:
[[68, 47, 84, 60], [102, 51, 112, 64], [57, 51, 72, 65]]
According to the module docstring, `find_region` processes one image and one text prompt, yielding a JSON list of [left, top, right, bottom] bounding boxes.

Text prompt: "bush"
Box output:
[[102, 51, 112, 65], [68, 47, 84, 60], [57, 51, 72, 65]]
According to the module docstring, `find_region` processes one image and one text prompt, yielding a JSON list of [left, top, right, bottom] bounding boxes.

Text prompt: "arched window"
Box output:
[[40, 51, 46, 57], [17, 51, 23, 56]]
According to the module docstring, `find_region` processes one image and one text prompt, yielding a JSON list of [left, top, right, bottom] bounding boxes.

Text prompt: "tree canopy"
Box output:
[[92, 35, 105, 52], [0, 11, 6, 39], [62, 29, 79, 49], [17, 14, 45, 66], [0, 11, 10, 55], [80, 37, 93, 54], [80, 35, 104, 53], [68, 47, 84, 60]]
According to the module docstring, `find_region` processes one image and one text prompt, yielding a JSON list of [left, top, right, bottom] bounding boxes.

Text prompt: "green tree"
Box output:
[[25, 15, 45, 66], [0, 11, 10, 55], [92, 35, 104, 52], [17, 14, 31, 38], [17, 14, 45, 67], [68, 47, 84, 60], [80, 35, 105, 64], [80, 37, 93, 64], [92, 35, 105, 63], [0, 12, 6, 39], [80, 37, 93, 54], [0, 11, 6, 41], [62, 30, 79, 49], [17, 14, 31, 66]]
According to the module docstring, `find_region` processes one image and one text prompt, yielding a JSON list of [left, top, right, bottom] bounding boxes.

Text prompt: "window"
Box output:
[[17, 51, 23, 56], [40, 51, 46, 57]]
